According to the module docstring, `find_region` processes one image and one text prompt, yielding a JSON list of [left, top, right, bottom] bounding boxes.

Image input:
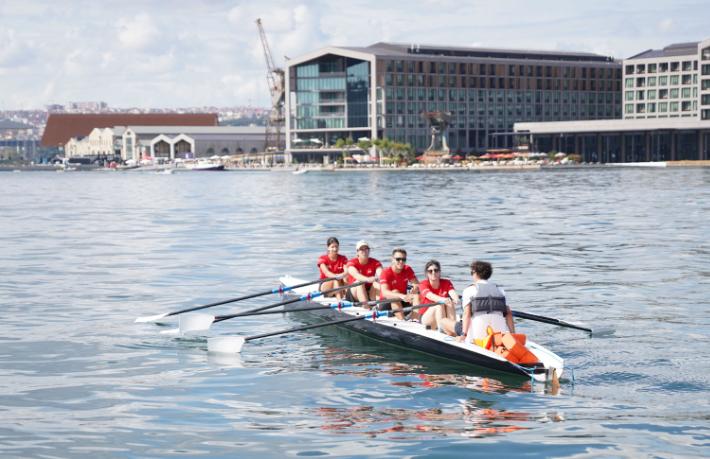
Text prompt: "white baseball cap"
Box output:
[[355, 240, 371, 250]]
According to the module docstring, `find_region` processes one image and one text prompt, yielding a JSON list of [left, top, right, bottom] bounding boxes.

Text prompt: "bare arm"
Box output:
[[319, 263, 343, 279], [505, 306, 515, 333], [347, 265, 373, 283], [381, 282, 408, 301]]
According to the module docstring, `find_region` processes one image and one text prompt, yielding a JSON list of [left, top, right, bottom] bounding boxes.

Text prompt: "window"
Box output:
[[648, 63, 657, 73], [670, 75, 679, 85], [670, 101, 679, 111], [647, 90, 657, 99], [636, 90, 645, 100], [647, 103, 656, 113], [670, 88, 679, 98], [648, 76, 657, 86], [625, 77, 634, 88], [682, 88, 691, 98], [625, 91, 634, 101], [659, 89, 669, 99], [659, 102, 668, 112], [659, 75, 668, 85], [625, 104, 633, 114], [625, 65, 634, 74], [659, 62, 668, 72], [670, 62, 679, 72]]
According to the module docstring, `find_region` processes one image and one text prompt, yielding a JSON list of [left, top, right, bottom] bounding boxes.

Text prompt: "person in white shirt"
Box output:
[[460, 260, 515, 344]]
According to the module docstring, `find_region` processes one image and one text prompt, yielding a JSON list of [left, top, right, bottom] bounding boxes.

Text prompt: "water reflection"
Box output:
[[314, 396, 564, 438]]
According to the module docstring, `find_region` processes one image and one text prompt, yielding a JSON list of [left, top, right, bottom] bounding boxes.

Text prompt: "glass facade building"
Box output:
[[286, 43, 622, 157]]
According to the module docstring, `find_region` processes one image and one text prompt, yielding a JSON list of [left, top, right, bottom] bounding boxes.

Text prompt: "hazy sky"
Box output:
[[1, 0, 708, 109]]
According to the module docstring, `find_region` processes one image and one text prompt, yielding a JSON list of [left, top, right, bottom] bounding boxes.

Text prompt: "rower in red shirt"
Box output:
[[380, 248, 420, 320], [417, 259, 460, 336], [317, 237, 348, 299], [346, 240, 383, 303]]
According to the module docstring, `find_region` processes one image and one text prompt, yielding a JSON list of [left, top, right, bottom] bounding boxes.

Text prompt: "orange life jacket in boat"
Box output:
[[482, 326, 540, 365]]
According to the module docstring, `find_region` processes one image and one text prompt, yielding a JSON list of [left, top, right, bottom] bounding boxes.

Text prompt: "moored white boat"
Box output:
[[183, 161, 225, 171], [279, 275, 564, 383]]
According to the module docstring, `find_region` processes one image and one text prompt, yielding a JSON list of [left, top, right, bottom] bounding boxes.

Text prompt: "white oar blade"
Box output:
[[179, 313, 215, 334], [208, 336, 246, 353], [135, 312, 169, 323]]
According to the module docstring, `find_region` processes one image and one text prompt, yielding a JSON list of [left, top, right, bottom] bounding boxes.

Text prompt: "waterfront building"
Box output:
[[65, 127, 124, 158], [285, 42, 622, 162], [623, 39, 710, 120], [41, 113, 219, 152], [120, 126, 266, 161], [515, 39, 710, 162]]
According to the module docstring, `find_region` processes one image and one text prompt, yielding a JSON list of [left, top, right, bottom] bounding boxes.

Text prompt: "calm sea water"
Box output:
[[0, 167, 708, 458]]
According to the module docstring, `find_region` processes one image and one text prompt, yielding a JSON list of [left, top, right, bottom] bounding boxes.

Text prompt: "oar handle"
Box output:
[[163, 276, 339, 318], [214, 281, 366, 323], [238, 298, 397, 317], [512, 310, 592, 334]]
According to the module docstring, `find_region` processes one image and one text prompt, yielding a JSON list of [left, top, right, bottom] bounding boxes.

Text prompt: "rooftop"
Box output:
[[343, 42, 616, 63], [627, 41, 700, 60], [126, 126, 265, 135], [41, 113, 218, 147]]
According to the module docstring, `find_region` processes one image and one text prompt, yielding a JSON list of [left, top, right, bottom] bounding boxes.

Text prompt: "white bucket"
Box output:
[[208, 336, 246, 354]]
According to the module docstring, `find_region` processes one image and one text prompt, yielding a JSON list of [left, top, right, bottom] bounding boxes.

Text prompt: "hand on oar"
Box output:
[[512, 310, 593, 335], [135, 276, 340, 323], [207, 300, 446, 353], [162, 281, 366, 335]]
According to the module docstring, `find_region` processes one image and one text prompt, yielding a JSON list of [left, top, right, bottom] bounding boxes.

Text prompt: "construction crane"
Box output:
[[255, 18, 285, 157]]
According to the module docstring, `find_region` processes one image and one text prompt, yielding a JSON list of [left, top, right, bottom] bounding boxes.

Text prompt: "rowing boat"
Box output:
[[280, 275, 564, 383]]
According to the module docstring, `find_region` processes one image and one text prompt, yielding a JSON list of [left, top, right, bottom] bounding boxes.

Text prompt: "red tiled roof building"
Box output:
[[41, 113, 219, 147]]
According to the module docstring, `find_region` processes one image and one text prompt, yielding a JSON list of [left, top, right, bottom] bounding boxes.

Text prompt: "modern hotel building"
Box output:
[[515, 39, 710, 161], [285, 42, 622, 161]]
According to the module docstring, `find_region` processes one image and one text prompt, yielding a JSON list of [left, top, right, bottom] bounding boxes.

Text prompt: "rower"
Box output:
[[417, 259, 459, 335], [316, 237, 348, 299], [460, 260, 515, 345], [379, 248, 419, 320], [345, 240, 383, 303]]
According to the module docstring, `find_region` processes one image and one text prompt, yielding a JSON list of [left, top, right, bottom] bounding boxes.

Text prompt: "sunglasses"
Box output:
[[394, 257, 407, 262], [427, 268, 440, 273]]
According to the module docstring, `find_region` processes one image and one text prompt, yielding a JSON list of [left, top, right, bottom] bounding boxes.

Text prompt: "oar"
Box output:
[[512, 310, 592, 334], [237, 298, 397, 317], [136, 276, 341, 323], [208, 301, 445, 353], [166, 281, 365, 334]]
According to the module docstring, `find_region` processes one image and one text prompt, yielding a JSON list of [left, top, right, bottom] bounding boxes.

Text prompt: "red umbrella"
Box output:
[[452, 155, 463, 161], [416, 155, 424, 161]]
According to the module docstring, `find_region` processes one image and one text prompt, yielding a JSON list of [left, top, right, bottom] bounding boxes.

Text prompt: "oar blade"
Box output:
[[179, 313, 215, 334], [135, 312, 169, 323], [208, 336, 246, 353]]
